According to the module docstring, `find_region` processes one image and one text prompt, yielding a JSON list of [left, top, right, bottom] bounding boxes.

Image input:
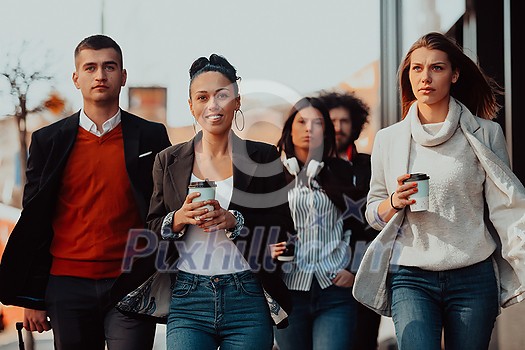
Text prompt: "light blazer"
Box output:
[[353, 98, 525, 316], [0, 110, 171, 310], [111, 132, 294, 326]]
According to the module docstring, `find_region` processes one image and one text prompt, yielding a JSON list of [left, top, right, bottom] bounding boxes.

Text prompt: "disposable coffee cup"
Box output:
[[188, 180, 216, 214], [403, 173, 430, 212], [277, 241, 295, 262], [277, 235, 297, 262]]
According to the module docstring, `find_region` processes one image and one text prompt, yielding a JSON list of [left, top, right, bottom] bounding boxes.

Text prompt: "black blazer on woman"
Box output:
[[112, 132, 294, 326]]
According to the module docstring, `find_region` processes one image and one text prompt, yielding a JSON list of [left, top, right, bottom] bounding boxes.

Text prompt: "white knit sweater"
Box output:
[[356, 98, 525, 316], [394, 103, 496, 270]]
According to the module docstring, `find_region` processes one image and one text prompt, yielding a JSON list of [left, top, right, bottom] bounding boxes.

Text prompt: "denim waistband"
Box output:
[[176, 270, 256, 287]]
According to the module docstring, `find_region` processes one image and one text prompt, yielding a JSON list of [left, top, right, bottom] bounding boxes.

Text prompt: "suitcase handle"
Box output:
[[16, 322, 25, 350]]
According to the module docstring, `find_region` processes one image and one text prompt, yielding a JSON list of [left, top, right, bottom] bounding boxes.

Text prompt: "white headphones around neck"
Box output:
[[282, 157, 324, 178], [282, 157, 300, 176], [306, 159, 324, 178]]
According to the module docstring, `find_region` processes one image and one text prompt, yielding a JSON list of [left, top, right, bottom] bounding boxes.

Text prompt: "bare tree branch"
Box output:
[[0, 42, 55, 195]]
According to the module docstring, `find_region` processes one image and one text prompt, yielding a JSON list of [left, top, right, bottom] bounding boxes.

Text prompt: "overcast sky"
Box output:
[[0, 0, 382, 127], [0, 0, 464, 127]]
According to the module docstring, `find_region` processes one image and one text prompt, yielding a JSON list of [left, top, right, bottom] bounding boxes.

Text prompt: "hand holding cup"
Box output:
[[402, 173, 430, 212], [195, 200, 236, 232], [173, 191, 212, 230], [188, 180, 217, 215]]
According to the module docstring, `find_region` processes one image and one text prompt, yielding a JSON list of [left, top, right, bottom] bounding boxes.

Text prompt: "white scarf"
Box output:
[[410, 98, 461, 147]]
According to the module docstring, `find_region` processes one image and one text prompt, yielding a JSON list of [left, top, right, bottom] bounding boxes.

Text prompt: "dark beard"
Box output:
[[337, 139, 353, 153]]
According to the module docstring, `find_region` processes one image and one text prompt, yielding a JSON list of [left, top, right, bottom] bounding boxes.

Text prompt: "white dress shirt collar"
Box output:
[[79, 109, 122, 137]]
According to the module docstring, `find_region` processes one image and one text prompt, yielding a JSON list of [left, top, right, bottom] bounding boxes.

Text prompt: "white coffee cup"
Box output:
[[403, 173, 430, 212], [188, 180, 216, 214]]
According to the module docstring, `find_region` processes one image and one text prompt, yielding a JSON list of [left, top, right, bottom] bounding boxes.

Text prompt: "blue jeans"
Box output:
[[167, 270, 273, 350], [389, 258, 499, 350], [274, 277, 357, 350]]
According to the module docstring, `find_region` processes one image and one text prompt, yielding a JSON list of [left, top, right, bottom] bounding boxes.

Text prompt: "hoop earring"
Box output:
[[234, 109, 245, 131]]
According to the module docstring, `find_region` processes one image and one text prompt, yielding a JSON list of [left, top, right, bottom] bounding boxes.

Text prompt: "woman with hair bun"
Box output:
[[112, 54, 294, 350]]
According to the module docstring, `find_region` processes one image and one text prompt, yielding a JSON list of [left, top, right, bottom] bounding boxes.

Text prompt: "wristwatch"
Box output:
[[225, 210, 244, 239]]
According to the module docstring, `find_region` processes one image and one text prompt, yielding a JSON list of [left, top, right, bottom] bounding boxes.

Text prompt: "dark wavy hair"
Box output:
[[277, 97, 337, 161], [399, 32, 502, 119], [75, 35, 123, 68], [189, 54, 240, 97], [317, 90, 369, 143]]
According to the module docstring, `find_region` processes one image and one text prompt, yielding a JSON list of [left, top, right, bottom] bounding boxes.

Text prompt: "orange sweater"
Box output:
[[50, 125, 143, 279]]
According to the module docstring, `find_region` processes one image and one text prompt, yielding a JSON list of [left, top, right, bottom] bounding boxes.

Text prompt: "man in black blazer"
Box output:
[[0, 35, 171, 350]]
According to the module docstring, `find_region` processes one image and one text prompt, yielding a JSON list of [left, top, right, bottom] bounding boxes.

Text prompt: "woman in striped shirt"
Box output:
[[272, 97, 362, 350]]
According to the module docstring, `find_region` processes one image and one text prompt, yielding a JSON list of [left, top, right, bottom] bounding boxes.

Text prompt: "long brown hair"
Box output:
[[277, 97, 337, 161], [398, 32, 502, 119]]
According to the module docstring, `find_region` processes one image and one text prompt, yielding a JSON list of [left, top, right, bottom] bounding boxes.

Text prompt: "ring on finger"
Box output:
[[195, 215, 200, 221]]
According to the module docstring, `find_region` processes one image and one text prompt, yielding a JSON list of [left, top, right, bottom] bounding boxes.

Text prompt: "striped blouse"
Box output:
[[283, 178, 351, 291]]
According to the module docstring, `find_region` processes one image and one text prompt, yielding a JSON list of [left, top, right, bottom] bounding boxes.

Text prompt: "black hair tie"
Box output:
[[390, 192, 403, 211]]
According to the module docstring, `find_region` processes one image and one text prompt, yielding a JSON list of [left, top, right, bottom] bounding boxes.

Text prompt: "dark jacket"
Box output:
[[0, 110, 171, 309], [347, 152, 380, 248], [111, 132, 294, 327]]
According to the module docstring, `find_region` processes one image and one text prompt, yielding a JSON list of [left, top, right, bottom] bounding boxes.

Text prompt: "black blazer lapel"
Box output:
[[168, 139, 195, 207], [121, 110, 156, 219], [40, 113, 79, 189], [231, 133, 258, 194], [121, 110, 140, 180]]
